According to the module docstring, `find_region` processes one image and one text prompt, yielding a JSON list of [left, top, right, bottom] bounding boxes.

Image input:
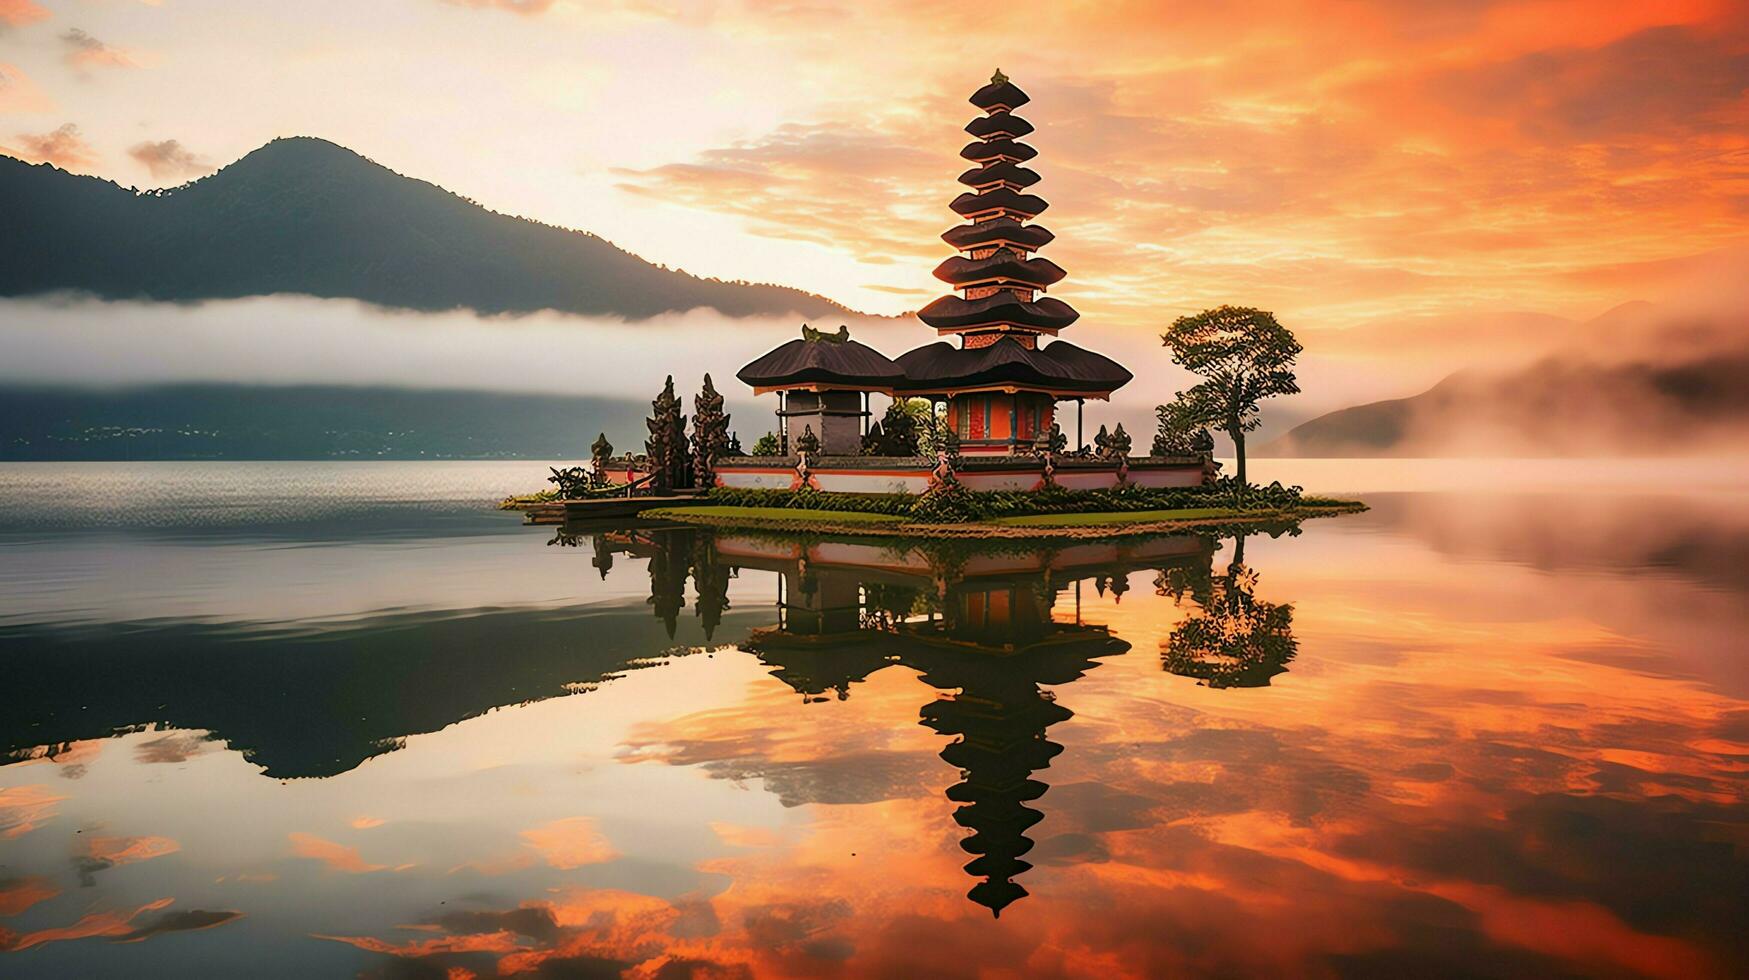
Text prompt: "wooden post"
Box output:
[[778, 390, 788, 455], [1076, 398, 1084, 452]]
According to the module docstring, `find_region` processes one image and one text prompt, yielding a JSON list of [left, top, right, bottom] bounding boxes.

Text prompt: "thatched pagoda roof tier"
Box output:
[[737, 335, 906, 392], [895, 337, 1131, 395], [933, 250, 1066, 289], [941, 217, 1055, 252], [917, 292, 1079, 331], [950, 188, 1048, 219], [958, 161, 1041, 190], [966, 113, 1034, 140], [970, 76, 1030, 112], [960, 138, 1037, 164]]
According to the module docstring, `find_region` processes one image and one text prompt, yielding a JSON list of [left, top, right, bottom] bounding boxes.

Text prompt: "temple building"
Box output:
[[897, 69, 1131, 455], [736, 325, 904, 456], [720, 71, 1213, 493]]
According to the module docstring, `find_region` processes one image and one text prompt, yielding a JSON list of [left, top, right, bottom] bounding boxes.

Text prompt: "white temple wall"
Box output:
[[1126, 464, 1207, 488], [958, 470, 1043, 492], [812, 470, 932, 495], [716, 468, 796, 490]]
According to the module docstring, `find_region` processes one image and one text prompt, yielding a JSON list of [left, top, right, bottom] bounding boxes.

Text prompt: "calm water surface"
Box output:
[[1, 460, 1746, 978]]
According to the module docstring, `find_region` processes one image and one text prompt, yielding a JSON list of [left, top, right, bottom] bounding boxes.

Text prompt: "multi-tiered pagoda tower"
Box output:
[[896, 70, 1132, 455], [723, 71, 1212, 494]]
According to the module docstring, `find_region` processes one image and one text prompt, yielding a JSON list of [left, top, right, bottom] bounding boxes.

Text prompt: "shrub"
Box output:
[[548, 466, 593, 498], [908, 478, 987, 523], [704, 486, 916, 516], [702, 478, 1306, 522]]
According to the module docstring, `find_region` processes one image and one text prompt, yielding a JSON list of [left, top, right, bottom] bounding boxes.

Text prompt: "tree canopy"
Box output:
[[1160, 306, 1301, 486]]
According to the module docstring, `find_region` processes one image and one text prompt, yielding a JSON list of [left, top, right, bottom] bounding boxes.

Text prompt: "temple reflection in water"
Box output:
[[588, 524, 1238, 915]]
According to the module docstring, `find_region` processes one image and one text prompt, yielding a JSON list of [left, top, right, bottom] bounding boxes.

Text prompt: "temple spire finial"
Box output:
[[991, 67, 1008, 85]]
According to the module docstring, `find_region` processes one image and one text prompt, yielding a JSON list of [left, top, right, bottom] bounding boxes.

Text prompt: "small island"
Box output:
[[509, 72, 1364, 539]]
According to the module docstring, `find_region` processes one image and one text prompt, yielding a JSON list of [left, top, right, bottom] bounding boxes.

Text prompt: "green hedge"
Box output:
[[703, 486, 917, 515], [705, 478, 1305, 524]]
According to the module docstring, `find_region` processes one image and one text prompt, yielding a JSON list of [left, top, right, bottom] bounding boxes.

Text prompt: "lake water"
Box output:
[[1, 460, 1746, 978]]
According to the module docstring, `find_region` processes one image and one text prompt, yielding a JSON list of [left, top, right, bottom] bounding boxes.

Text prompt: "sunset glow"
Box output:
[[3, 0, 1744, 334]]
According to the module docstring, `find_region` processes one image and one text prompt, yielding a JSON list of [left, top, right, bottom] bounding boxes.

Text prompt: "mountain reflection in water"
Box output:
[[2, 467, 1747, 978]]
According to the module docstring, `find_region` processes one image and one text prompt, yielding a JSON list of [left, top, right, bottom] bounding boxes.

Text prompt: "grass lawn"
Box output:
[[650, 505, 905, 525], [991, 507, 1245, 527]]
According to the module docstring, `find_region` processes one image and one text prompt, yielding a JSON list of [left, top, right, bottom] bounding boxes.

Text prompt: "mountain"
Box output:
[[0, 136, 854, 320], [1262, 348, 1749, 457], [0, 383, 765, 461]]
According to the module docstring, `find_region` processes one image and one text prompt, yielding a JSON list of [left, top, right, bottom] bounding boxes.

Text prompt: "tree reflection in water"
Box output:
[[1157, 533, 1298, 688]]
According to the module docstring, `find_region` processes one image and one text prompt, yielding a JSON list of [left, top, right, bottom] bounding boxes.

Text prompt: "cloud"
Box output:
[[614, 121, 948, 266], [0, 898, 173, 952], [445, 0, 559, 14], [289, 832, 388, 873], [0, 0, 47, 30], [60, 27, 136, 70], [603, 1, 1749, 342], [0, 63, 52, 113], [1423, 25, 1749, 141], [76, 835, 181, 885], [0, 784, 66, 839], [520, 816, 618, 869], [3, 123, 96, 170], [111, 909, 244, 944], [0, 877, 57, 917], [85, 835, 181, 866], [128, 139, 213, 180], [0, 294, 907, 401]]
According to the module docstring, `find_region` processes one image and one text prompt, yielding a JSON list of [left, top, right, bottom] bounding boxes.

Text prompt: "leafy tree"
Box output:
[[1160, 306, 1301, 487], [752, 431, 782, 456], [863, 397, 923, 456], [1152, 399, 1205, 456], [914, 400, 948, 456]]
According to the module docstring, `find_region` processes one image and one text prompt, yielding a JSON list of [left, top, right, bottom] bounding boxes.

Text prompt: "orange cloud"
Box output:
[[520, 817, 618, 869], [0, 876, 57, 917], [1, 898, 173, 952], [60, 27, 136, 70], [611, 2, 1749, 335], [0, 784, 66, 839], [444, 0, 558, 14], [288, 832, 388, 873], [2, 122, 96, 171], [0, 0, 46, 29], [85, 835, 181, 866]]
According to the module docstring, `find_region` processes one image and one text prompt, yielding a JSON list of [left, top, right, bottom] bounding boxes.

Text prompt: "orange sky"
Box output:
[[1, 0, 1746, 336]]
